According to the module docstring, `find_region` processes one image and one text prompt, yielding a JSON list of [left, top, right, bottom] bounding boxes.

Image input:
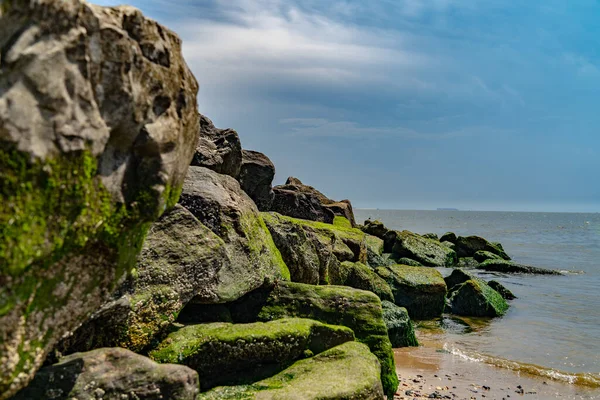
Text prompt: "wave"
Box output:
[[443, 344, 600, 388]]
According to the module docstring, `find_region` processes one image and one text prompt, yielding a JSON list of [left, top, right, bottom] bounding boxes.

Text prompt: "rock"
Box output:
[[391, 231, 457, 267], [12, 348, 199, 400], [488, 280, 517, 300], [474, 250, 504, 263], [333, 215, 353, 228], [191, 114, 242, 178], [330, 261, 394, 302], [478, 259, 563, 275], [237, 149, 275, 211], [365, 235, 390, 268], [422, 233, 439, 240], [149, 318, 354, 390], [444, 269, 479, 294], [449, 280, 509, 317], [383, 230, 398, 253], [376, 265, 447, 319], [262, 212, 366, 285], [361, 220, 389, 239], [179, 166, 290, 288], [198, 342, 385, 400], [235, 281, 398, 398], [394, 257, 423, 267], [441, 241, 456, 251], [271, 177, 356, 226], [440, 232, 457, 243], [457, 257, 480, 269], [381, 301, 418, 348], [0, 1, 199, 395], [454, 236, 510, 260]]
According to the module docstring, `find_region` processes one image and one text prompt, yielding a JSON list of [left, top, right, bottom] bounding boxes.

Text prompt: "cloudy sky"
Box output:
[[94, 0, 600, 212]]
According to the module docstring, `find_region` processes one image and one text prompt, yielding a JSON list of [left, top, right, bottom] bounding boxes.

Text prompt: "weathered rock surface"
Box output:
[[376, 265, 447, 319], [262, 212, 366, 285], [448, 280, 509, 317], [444, 269, 478, 295], [361, 220, 389, 239], [474, 250, 504, 263], [0, 1, 199, 396], [271, 177, 356, 226], [330, 261, 394, 302], [391, 231, 457, 267], [393, 257, 423, 267], [454, 236, 510, 260], [237, 150, 275, 211], [198, 342, 385, 400], [422, 233, 439, 240], [439, 232, 457, 243], [488, 280, 517, 300], [13, 348, 200, 400], [381, 301, 418, 348], [478, 259, 562, 275], [230, 281, 398, 398], [149, 318, 354, 390], [191, 114, 242, 178], [365, 235, 395, 268], [457, 257, 480, 269]]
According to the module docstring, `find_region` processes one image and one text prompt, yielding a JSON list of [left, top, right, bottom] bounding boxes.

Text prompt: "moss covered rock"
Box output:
[[381, 301, 418, 348], [391, 231, 457, 267], [13, 348, 199, 400], [444, 269, 479, 294], [488, 280, 517, 300], [330, 261, 394, 302], [474, 250, 504, 263], [262, 212, 366, 284], [361, 220, 389, 240], [454, 236, 510, 260], [440, 232, 457, 243], [198, 341, 384, 400], [478, 259, 562, 275], [0, 1, 199, 396], [457, 257, 480, 269], [376, 265, 447, 320], [149, 318, 354, 390], [421, 233, 439, 240], [393, 257, 423, 267], [449, 280, 509, 317]]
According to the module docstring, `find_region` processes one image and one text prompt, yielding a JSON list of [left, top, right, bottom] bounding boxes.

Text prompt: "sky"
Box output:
[[93, 0, 600, 212]]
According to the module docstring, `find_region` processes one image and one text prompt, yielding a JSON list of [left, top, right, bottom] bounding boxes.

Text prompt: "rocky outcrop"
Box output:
[[478, 259, 562, 275], [271, 177, 356, 226], [422, 233, 439, 240], [488, 280, 517, 300], [474, 250, 504, 262], [448, 280, 509, 317], [361, 220, 389, 239], [237, 149, 275, 211], [376, 265, 447, 319], [440, 232, 457, 243], [444, 269, 478, 294], [381, 301, 418, 348], [0, 1, 199, 396], [391, 231, 457, 267], [12, 348, 200, 400], [330, 261, 394, 302], [198, 342, 385, 400], [262, 212, 366, 285], [149, 318, 354, 390], [454, 236, 510, 260], [191, 114, 242, 178]]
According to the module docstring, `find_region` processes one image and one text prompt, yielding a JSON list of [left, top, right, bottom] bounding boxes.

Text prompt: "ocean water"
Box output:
[[355, 209, 600, 389]]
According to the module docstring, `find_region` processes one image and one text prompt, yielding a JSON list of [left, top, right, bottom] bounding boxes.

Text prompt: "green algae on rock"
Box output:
[[149, 318, 354, 390], [376, 265, 447, 320], [444, 268, 479, 294], [12, 348, 200, 400], [478, 259, 562, 275], [0, 0, 199, 395], [381, 301, 418, 348], [391, 231, 457, 267], [198, 341, 384, 400], [488, 280, 517, 300], [449, 279, 509, 317], [454, 236, 510, 260], [473, 250, 504, 263], [329, 261, 394, 302]]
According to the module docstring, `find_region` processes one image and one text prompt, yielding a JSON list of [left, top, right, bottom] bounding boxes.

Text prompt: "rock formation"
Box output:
[[191, 114, 242, 178], [238, 149, 276, 211]]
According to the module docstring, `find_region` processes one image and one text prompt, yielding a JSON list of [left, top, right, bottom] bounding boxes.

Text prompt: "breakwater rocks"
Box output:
[[1, 2, 565, 399]]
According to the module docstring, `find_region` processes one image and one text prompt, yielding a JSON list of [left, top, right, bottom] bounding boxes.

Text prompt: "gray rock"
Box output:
[[391, 231, 457, 267], [381, 301, 418, 348], [12, 348, 199, 400], [440, 232, 457, 243], [454, 236, 510, 260], [191, 114, 242, 178], [0, 1, 198, 396], [237, 149, 275, 210], [361, 220, 389, 240]]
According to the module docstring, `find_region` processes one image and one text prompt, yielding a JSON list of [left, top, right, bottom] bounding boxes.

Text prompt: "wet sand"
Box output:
[[393, 343, 600, 400]]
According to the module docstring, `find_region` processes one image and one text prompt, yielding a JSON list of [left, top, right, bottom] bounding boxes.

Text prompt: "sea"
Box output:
[[355, 209, 600, 397]]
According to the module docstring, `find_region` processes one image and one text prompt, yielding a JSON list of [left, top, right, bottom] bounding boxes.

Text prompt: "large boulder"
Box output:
[[454, 236, 510, 260], [448, 280, 509, 317], [237, 150, 275, 211], [149, 318, 354, 390], [12, 348, 200, 400], [381, 301, 418, 348], [478, 259, 562, 275], [271, 177, 356, 226], [488, 280, 517, 300], [198, 342, 385, 400], [191, 114, 242, 178], [376, 265, 447, 319], [262, 212, 366, 285], [439, 232, 457, 243], [330, 261, 394, 302], [391, 231, 457, 267], [444, 268, 478, 294], [0, 1, 199, 396]]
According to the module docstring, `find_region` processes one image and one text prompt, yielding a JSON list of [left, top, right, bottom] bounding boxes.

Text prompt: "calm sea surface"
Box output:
[[355, 209, 600, 387]]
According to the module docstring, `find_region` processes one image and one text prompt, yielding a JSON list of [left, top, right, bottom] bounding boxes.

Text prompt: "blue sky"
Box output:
[[93, 0, 600, 212]]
